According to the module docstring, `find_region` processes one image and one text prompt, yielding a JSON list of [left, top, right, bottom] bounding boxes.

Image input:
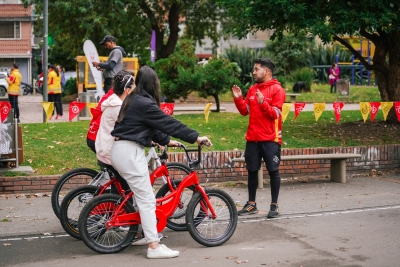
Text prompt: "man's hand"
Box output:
[[256, 89, 264, 104], [232, 85, 242, 99], [92, 62, 100, 68]]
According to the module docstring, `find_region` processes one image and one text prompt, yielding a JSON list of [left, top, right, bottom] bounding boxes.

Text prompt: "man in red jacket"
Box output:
[[232, 58, 286, 218]]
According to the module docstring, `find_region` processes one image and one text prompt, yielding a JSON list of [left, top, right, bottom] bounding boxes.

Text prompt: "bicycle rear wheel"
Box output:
[[78, 194, 138, 254], [59, 185, 98, 240], [51, 168, 99, 218], [186, 188, 238, 247]]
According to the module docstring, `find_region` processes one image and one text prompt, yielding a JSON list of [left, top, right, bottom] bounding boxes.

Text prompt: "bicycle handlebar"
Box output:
[[177, 141, 210, 169]]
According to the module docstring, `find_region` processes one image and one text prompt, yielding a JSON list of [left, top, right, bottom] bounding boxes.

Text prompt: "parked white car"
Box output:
[[0, 71, 8, 97]]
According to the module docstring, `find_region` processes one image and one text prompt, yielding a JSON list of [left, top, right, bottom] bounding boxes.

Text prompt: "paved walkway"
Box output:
[[4, 94, 361, 124]]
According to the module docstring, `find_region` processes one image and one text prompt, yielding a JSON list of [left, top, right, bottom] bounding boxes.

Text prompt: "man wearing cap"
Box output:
[[92, 35, 126, 94]]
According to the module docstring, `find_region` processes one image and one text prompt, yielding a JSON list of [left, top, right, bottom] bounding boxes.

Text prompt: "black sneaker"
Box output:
[[238, 202, 258, 216], [267, 204, 279, 218]]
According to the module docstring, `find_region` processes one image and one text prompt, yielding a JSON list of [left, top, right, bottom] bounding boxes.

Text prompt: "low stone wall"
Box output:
[[1, 144, 399, 194]]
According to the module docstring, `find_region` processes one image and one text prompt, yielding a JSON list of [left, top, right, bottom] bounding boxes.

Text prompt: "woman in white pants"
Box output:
[[110, 66, 210, 259]]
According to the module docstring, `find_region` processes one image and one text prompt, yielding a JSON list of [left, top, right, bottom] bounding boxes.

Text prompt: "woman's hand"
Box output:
[[196, 136, 212, 147], [168, 140, 181, 147]]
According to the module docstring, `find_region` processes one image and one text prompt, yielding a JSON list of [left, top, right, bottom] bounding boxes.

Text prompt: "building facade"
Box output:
[[0, 0, 35, 84]]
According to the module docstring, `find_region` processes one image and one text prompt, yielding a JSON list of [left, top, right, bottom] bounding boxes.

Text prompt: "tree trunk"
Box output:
[[156, 3, 181, 59], [212, 94, 220, 112]]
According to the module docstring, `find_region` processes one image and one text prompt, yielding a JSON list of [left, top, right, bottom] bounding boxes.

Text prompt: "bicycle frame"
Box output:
[[105, 162, 216, 232]]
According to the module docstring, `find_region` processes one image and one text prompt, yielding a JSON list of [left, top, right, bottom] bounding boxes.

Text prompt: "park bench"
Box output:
[[231, 153, 362, 188], [286, 93, 301, 103]]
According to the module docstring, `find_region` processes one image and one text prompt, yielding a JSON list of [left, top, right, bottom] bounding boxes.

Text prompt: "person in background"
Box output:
[[47, 64, 63, 120], [329, 63, 340, 93], [57, 65, 66, 94], [92, 35, 126, 94], [232, 58, 286, 218], [110, 66, 211, 259], [5, 63, 22, 123]]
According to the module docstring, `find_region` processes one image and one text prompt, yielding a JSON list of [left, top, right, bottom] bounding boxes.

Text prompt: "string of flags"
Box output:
[[282, 101, 400, 123]]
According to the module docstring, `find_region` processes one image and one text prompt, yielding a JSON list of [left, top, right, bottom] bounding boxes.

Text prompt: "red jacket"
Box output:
[[234, 78, 286, 145], [87, 89, 114, 141]]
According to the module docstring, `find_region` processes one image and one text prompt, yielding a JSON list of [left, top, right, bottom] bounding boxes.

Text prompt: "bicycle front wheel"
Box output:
[[186, 188, 238, 247], [51, 168, 98, 218], [78, 194, 138, 254], [59, 185, 98, 240]]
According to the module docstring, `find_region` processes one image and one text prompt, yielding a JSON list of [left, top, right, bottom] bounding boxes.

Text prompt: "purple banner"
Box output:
[[151, 30, 156, 62]]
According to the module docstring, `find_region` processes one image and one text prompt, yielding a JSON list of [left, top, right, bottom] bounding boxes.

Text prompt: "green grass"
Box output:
[[20, 108, 396, 176]]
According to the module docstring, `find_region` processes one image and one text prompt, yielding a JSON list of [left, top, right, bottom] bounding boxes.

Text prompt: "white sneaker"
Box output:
[[147, 244, 179, 259], [132, 238, 147, 246]]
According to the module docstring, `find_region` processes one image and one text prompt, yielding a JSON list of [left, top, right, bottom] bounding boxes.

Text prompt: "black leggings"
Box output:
[[8, 95, 19, 119], [248, 170, 281, 204]]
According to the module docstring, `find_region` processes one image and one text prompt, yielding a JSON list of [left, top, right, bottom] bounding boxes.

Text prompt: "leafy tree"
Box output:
[[217, 0, 400, 123], [24, 0, 223, 68], [197, 58, 242, 112], [154, 39, 201, 102]]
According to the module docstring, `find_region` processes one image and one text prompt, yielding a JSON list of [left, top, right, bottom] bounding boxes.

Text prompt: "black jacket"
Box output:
[[111, 93, 199, 147]]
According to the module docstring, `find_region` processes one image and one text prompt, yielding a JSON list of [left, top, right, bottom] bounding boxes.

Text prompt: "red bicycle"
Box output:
[[59, 147, 193, 240], [78, 143, 238, 254]]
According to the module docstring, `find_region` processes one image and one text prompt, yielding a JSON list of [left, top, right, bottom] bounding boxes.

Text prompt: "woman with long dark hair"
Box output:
[[110, 66, 210, 259]]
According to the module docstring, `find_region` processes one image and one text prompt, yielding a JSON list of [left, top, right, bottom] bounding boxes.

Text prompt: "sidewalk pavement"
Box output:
[[1, 172, 399, 238], [13, 94, 360, 124]]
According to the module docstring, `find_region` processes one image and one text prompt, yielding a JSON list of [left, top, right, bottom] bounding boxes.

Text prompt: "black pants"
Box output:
[[48, 94, 63, 115], [8, 95, 19, 119], [104, 78, 113, 94], [330, 80, 337, 93], [244, 141, 281, 204]]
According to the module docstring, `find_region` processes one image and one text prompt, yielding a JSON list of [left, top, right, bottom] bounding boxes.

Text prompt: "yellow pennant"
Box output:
[[313, 103, 326, 122], [359, 102, 371, 122], [282, 103, 293, 122], [204, 103, 212, 123], [86, 102, 98, 118], [380, 102, 393, 121], [41, 101, 54, 123]]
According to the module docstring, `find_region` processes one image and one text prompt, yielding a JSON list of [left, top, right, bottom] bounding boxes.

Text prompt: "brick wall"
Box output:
[[1, 144, 399, 194]]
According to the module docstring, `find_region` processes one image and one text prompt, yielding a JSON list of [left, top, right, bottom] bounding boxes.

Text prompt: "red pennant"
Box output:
[[69, 101, 87, 121], [160, 103, 174, 116], [294, 102, 306, 120], [369, 102, 381, 122], [333, 101, 344, 123], [394, 102, 400, 122], [0, 102, 12, 123]]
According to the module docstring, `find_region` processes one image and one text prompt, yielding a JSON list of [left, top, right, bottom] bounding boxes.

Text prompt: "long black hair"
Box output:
[[112, 70, 134, 96], [48, 64, 59, 77], [117, 66, 161, 122]]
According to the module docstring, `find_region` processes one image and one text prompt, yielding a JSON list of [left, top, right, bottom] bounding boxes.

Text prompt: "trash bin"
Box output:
[[78, 91, 97, 117], [0, 109, 23, 165]]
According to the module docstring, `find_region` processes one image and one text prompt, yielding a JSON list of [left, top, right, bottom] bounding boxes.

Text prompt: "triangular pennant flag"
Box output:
[[294, 102, 306, 121], [313, 103, 326, 122], [0, 101, 11, 123], [282, 103, 293, 122], [380, 102, 393, 121], [204, 103, 212, 124], [359, 102, 371, 122], [394, 102, 400, 122], [160, 103, 174, 116], [369, 102, 381, 122], [86, 102, 98, 118], [333, 102, 344, 123], [69, 101, 87, 121], [41, 101, 54, 123]]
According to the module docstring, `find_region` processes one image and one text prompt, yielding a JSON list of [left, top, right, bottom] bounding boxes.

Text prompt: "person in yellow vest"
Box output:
[[48, 64, 63, 119], [5, 63, 22, 123]]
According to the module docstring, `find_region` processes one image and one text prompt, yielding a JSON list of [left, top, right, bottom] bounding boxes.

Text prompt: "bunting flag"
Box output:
[[69, 101, 87, 122], [160, 103, 174, 116], [359, 102, 371, 122], [333, 102, 344, 123], [204, 103, 212, 123], [86, 102, 98, 118], [313, 103, 326, 122], [380, 102, 393, 121], [394, 102, 400, 122], [369, 102, 381, 122], [41, 101, 54, 123], [282, 103, 293, 122], [0, 101, 11, 123], [294, 102, 306, 121]]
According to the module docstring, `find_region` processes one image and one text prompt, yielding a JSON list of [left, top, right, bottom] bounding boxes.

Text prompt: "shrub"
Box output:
[[64, 77, 77, 95], [289, 67, 314, 92]]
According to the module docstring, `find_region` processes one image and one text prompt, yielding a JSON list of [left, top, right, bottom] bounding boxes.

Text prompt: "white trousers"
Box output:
[[110, 140, 159, 243]]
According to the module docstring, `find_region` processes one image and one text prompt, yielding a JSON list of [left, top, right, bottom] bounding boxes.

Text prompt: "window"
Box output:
[[0, 22, 21, 39]]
